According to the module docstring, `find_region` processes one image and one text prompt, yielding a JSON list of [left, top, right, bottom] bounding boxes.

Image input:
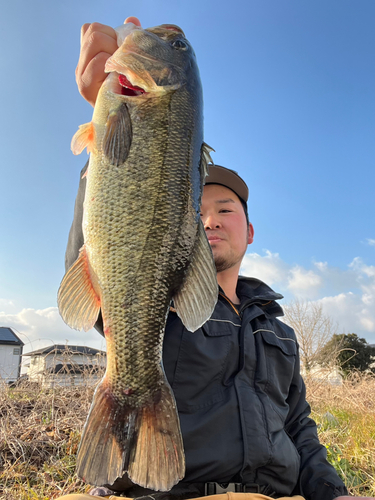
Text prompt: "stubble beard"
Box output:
[[213, 249, 245, 273], [214, 255, 237, 273], [211, 231, 249, 274]]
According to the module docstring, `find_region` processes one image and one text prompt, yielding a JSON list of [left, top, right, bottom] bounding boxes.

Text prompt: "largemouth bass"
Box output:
[[58, 22, 218, 491]]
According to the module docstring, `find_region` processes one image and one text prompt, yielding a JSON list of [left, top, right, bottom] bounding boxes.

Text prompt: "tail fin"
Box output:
[[128, 383, 185, 491], [76, 378, 185, 491]]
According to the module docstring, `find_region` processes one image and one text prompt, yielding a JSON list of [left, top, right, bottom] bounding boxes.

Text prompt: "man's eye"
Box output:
[[220, 209, 231, 213]]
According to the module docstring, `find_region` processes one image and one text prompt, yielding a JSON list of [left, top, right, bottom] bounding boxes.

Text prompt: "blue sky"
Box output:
[[0, 0, 374, 355]]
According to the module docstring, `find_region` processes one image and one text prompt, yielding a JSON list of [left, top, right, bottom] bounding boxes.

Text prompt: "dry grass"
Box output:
[[1, 370, 375, 499], [306, 371, 375, 497], [0, 379, 95, 500]]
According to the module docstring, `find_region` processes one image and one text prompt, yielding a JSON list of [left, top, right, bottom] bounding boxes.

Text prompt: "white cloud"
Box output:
[[314, 261, 328, 272], [241, 251, 323, 299], [1, 249, 375, 365], [316, 291, 375, 338], [0, 307, 106, 356], [367, 239, 375, 247], [0, 298, 15, 311], [287, 266, 322, 297], [240, 249, 375, 343], [361, 317, 375, 331], [240, 250, 288, 286]]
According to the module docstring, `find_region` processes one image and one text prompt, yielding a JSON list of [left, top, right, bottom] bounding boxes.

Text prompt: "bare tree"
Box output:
[[282, 299, 337, 372]]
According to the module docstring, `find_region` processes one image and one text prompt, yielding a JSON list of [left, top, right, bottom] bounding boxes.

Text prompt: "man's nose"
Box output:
[[203, 214, 221, 230]]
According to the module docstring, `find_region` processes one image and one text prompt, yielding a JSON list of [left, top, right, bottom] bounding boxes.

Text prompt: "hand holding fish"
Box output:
[[76, 17, 141, 106]]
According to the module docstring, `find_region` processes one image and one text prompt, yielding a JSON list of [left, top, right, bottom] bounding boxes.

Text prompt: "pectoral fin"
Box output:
[[71, 122, 95, 155], [57, 246, 101, 331], [173, 221, 218, 331], [103, 103, 132, 166]]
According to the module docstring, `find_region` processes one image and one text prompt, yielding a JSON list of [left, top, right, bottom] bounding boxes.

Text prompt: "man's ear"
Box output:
[[248, 223, 254, 245]]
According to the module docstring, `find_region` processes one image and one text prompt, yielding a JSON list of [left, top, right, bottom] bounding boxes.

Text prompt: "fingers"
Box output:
[[76, 22, 118, 107], [75, 18, 142, 107], [80, 22, 91, 45], [124, 16, 141, 26]]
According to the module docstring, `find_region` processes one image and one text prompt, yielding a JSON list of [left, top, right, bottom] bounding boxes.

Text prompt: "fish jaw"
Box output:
[[104, 63, 161, 97], [104, 25, 197, 96], [105, 51, 181, 96], [114, 22, 142, 46], [102, 70, 153, 99]]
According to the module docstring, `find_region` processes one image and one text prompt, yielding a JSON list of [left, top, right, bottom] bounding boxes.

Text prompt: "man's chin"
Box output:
[[213, 250, 246, 274], [214, 256, 235, 273]]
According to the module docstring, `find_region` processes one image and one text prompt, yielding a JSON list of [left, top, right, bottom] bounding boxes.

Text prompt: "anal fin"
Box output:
[[173, 221, 218, 331], [57, 246, 100, 331]]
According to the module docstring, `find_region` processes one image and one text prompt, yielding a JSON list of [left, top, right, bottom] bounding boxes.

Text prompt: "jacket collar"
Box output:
[[236, 276, 284, 318]]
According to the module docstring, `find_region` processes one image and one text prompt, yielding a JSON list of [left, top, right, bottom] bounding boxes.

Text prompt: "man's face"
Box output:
[[200, 184, 254, 273]]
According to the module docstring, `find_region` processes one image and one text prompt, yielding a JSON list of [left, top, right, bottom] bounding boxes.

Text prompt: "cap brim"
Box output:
[[204, 165, 248, 202]]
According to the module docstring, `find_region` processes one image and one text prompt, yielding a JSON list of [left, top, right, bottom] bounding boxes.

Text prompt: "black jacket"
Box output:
[[166, 281, 348, 500], [65, 167, 348, 500]]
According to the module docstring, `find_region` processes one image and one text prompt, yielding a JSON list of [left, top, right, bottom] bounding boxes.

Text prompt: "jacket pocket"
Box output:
[[171, 319, 237, 411], [257, 329, 297, 424]]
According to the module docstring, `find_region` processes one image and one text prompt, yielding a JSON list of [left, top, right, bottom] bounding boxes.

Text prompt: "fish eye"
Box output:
[[171, 39, 188, 50]]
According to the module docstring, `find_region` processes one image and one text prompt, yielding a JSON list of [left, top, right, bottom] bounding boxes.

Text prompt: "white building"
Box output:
[[370, 344, 375, 370], [300, 364, 343, 385], [23, 345, 106, 388], [0, 327, 24, 384]]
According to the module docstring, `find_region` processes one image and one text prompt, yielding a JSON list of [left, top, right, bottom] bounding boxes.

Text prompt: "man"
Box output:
[[58, 17, 357, 500]]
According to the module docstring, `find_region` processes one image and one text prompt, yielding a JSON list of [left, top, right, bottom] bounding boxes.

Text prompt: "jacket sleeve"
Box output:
[[64, 162, 104, 336], [65, 162, 87, 271], [284, 341, 348, 500]]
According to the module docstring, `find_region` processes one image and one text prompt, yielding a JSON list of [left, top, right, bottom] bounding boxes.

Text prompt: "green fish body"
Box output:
[[58, 23, 217, 491]]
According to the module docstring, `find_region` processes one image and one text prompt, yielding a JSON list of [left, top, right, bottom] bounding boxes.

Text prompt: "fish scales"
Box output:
[[58, 23, 218, 492], [90, 94, 198, 400]]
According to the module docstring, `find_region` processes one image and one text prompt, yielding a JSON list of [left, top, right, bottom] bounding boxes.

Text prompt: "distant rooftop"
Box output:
[[23, 345, 106, 357], [0, 327, 24, 346]]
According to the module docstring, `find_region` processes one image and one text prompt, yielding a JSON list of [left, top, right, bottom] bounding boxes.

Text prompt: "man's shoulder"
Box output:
[[237, 275, 283, 302], [272, 317, 298, 342]]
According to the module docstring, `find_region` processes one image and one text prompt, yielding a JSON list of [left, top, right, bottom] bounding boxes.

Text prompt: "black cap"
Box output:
[[204, 165, 249, 203]]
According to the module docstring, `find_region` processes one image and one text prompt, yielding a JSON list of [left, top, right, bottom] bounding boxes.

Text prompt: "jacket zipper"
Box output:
[[219, 292, 274, 319], [219, 292, 240, 316]]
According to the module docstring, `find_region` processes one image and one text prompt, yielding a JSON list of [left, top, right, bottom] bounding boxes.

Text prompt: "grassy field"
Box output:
[[1, 373, 374, 499], [306, 372, 375, 497]]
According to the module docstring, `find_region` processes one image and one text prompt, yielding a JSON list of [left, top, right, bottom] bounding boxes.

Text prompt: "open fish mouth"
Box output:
[[106, 71, 148, 97], [118, 74, 146, 96]]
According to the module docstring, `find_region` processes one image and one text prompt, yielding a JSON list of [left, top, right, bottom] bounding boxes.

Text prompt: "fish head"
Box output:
[[103, 23, 200, 97]]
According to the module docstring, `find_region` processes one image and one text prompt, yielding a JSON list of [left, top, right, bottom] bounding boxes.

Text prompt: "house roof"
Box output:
[[22, 344, 106, 357], [0, 327, 24, 346]]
